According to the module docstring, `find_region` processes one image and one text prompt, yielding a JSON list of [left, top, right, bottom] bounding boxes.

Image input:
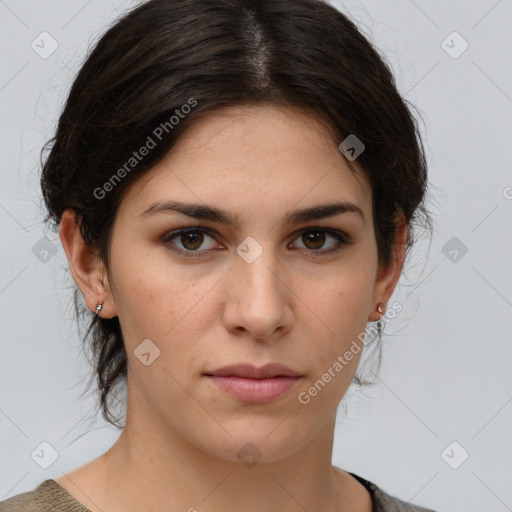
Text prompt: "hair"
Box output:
[[41, 0, 433, 428]]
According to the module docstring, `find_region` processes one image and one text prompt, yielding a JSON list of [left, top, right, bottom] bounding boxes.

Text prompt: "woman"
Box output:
[[0, 0, 436, 510]]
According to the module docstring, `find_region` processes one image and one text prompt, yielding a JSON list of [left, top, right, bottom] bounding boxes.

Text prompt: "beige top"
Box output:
[[0, 473, 437, 512]]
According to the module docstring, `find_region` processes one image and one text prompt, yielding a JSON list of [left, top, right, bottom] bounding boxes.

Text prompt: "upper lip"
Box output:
[[205, 363, 302, 379]]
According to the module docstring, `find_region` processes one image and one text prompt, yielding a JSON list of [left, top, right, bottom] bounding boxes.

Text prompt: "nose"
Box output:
[[221, 244, 293, 341]]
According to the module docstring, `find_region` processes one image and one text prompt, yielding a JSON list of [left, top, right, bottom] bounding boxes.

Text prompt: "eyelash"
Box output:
[[161, 227, 352, 258]]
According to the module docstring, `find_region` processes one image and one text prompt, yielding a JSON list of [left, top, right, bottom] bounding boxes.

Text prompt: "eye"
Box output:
[[161, 226, 352, 259], [162, 227, 221, 257], [289, 228, 351, 255]]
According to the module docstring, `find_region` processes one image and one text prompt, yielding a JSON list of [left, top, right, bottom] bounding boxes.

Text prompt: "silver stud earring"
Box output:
[[95, 303, 103, 318], [376, 302, 384, 335]]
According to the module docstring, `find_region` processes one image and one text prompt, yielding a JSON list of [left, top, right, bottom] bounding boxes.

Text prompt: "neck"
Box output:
[[99, 415, 345, 512]]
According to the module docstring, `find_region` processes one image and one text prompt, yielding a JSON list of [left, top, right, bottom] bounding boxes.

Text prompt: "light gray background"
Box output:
[[1, 1, 511, 511]]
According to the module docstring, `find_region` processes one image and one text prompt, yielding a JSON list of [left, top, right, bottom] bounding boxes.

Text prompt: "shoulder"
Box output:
[[0, 480, 90, 512], [348, 472, 438, 512]]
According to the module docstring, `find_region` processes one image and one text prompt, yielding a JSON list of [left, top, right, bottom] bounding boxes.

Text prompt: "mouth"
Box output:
[[204, 363, 303, 403]]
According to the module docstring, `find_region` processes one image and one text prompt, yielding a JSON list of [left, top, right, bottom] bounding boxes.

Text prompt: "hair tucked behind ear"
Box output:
[[41, 0, 434, 428]]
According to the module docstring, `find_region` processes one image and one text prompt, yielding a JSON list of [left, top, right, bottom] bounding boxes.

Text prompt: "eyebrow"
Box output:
[[139, 199, 365, 225]]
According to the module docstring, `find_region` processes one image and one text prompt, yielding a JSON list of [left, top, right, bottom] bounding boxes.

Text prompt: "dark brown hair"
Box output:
[[41, 0, 433, 428]]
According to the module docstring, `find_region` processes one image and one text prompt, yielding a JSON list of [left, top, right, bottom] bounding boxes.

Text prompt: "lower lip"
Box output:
[[205, 375, 302, 403]]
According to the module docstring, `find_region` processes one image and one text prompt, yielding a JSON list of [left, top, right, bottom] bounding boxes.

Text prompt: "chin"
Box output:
[[192, 418, 312, 466]]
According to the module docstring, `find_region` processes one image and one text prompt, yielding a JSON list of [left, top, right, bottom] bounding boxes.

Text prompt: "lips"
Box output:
[[204, 363, 303, 403], [204, 362, 302, 379]]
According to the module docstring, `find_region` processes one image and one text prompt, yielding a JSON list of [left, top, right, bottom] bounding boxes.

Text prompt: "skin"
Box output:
[[57, 104, 407, 512]]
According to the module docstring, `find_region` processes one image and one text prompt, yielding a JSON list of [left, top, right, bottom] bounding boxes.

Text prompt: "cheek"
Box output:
[[109, 249, 218, 355], [292, 274, 371, 388], [302, 271, 372, 338]]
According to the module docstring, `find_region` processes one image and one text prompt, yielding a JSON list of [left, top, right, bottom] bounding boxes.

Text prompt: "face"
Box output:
[[84, 105, 398, 463]]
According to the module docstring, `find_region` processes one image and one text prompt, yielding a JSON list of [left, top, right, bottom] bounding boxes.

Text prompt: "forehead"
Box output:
[[119, 104, 372, 222]]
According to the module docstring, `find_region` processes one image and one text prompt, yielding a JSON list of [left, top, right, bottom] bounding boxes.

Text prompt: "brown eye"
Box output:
[[291, 228, 351, 255], [162, 228, 219, 257], [162, 226, 351, 259], [301, 231, 326, 250], [180, 231, 205, 250]]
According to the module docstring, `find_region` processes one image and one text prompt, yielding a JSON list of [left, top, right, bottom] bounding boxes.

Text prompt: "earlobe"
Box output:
[[59, 209, 117, 318]]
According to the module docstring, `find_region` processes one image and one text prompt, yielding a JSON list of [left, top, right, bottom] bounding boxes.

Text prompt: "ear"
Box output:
[[368, 210, 408, 322], [59, 209, 117, 319]]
